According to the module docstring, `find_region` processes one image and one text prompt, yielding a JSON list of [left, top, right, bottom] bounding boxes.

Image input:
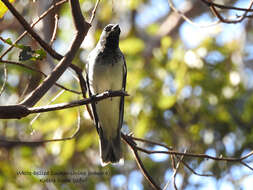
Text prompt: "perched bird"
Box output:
[[86, 24, 127, 166]]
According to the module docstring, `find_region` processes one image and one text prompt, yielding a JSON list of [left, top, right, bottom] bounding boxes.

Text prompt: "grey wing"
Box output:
[[86, 62, 102, 135], [118, 55, 127, 132]]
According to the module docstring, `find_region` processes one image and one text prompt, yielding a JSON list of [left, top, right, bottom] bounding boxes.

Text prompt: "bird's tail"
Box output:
[[99, 133, 123, 166]]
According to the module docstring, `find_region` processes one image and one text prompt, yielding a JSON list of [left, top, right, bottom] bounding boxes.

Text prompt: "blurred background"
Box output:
[[0, 0, 253, 189]]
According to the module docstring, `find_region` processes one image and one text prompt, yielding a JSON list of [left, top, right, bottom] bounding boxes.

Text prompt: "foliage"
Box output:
[[0, 0, 15, 18]]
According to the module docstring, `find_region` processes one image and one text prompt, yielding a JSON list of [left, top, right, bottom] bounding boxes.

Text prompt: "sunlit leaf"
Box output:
[[134, 116, 149, 137], [157, 95, 176, 109], [161, 36, 172, 50], [0, 0, 15, 18], [34, 49, 47, 60], [77, 132, 96, 151], [59, 140, 75, 164], [120, 38, 144, 55], [5, 38, 13, 45]]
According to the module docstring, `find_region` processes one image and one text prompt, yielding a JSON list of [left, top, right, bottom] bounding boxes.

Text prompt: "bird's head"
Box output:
[[99, 24, 121, 50]]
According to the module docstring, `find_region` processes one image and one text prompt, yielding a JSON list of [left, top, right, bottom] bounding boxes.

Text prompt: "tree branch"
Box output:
[[121, 133, 253, 190], [1, 0, 63, 60], [121, 134, 162, 190], [0, 90, 128, 119], [89, 0, 100, 24], [16, 0, 90, 106], [200, 0, 253, 23], [200, 0, 253, 12], [0, 0, 68, 59], [0, 63, 7, 97], [1, 0, 90, 107]]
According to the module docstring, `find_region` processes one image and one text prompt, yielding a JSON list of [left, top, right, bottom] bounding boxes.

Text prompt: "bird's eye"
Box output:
[[104, 25, 113, 32]]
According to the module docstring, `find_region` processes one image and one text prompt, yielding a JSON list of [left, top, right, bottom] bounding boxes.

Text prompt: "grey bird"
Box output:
[[86, 24, 127, 166]]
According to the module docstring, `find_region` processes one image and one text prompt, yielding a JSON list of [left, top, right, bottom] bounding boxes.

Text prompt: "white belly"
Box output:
[[88, 58, 124, 138]]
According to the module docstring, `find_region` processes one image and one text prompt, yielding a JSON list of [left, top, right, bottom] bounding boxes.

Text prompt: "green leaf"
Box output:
[[59, 140, 75, 164], [34, 49, 47, 60], [5, 38, 13, 45], [77, 133, 96, 151], [15, 43, 26, 49], [157, 95, 176, 109], [120, 38, 144, 55]]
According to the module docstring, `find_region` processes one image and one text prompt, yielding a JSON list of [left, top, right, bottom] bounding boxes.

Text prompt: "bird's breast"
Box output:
[[89, 56, 123, 94]]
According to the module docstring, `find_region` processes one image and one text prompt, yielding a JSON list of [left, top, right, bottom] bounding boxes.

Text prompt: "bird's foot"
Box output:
[[105, 90, 113, 101]]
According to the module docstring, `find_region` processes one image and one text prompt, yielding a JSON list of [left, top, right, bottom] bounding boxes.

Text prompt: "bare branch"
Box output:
[[0, 0, 68, 59], [29, 89, 65, 125], [89, 0, 101, 24], [131, 136, 173, 150], [200, 0, 253, 23], [132, 135, 213, 177], [49, 14, 59, 46], [172, 150, 185, 190], [28, 90, 128, 113], [168, 0, 220, 28], [1, 0, 90, 107], [200, 0, 253, 12], [122, 134, 253, 189], [122, 134, 162, 190], [1, 0, 64, 60], [0, 63, 8, 97], [179, 159, 213, 177], [240, 150, 253, 160], [240, 161, 253, 171], [7, 0, 90, 107], [0, 90, 128, 119]]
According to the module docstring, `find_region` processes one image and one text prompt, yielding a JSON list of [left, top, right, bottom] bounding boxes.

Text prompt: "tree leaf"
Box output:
[[34, 49, 47, 60], [0, 0, 16, 19]]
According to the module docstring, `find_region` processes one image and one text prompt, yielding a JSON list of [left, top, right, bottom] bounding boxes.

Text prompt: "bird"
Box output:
[[86, 24, 127, 166]]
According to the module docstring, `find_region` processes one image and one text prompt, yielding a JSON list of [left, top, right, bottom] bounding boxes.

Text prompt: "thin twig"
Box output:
[[122, 134, 253, 189], [0, 0, 90, 107], [121, 134, 161, 190], [28, 90, 128, 113], [179, 159, 213, 177], [0, 108, 81, 147], [1, 0, 90, 108], [89, 0, 101, 24], [240, 150, 253, 160], [201, 0, 253, 12], [162, 155, 176, 190], [172, 150, 185, 190], [0, 90, 128, 119], [133, 136, 213, 177], [0, 0, 68, 59], [0, 59, 80, 94], [29, 89, 65, 126], [133, 145, 250, 162], [19, 75, 31, 100], [50, 14, 59, 46], [168, 0, 220, 28], [131, 136, 173, 150], [200, 0, 253, 23], [0, 63, 8, 97], [240, 161, 253, 170]]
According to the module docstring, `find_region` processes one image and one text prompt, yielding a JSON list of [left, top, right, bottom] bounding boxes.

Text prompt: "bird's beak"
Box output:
[[112, 24, 120, 32]]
